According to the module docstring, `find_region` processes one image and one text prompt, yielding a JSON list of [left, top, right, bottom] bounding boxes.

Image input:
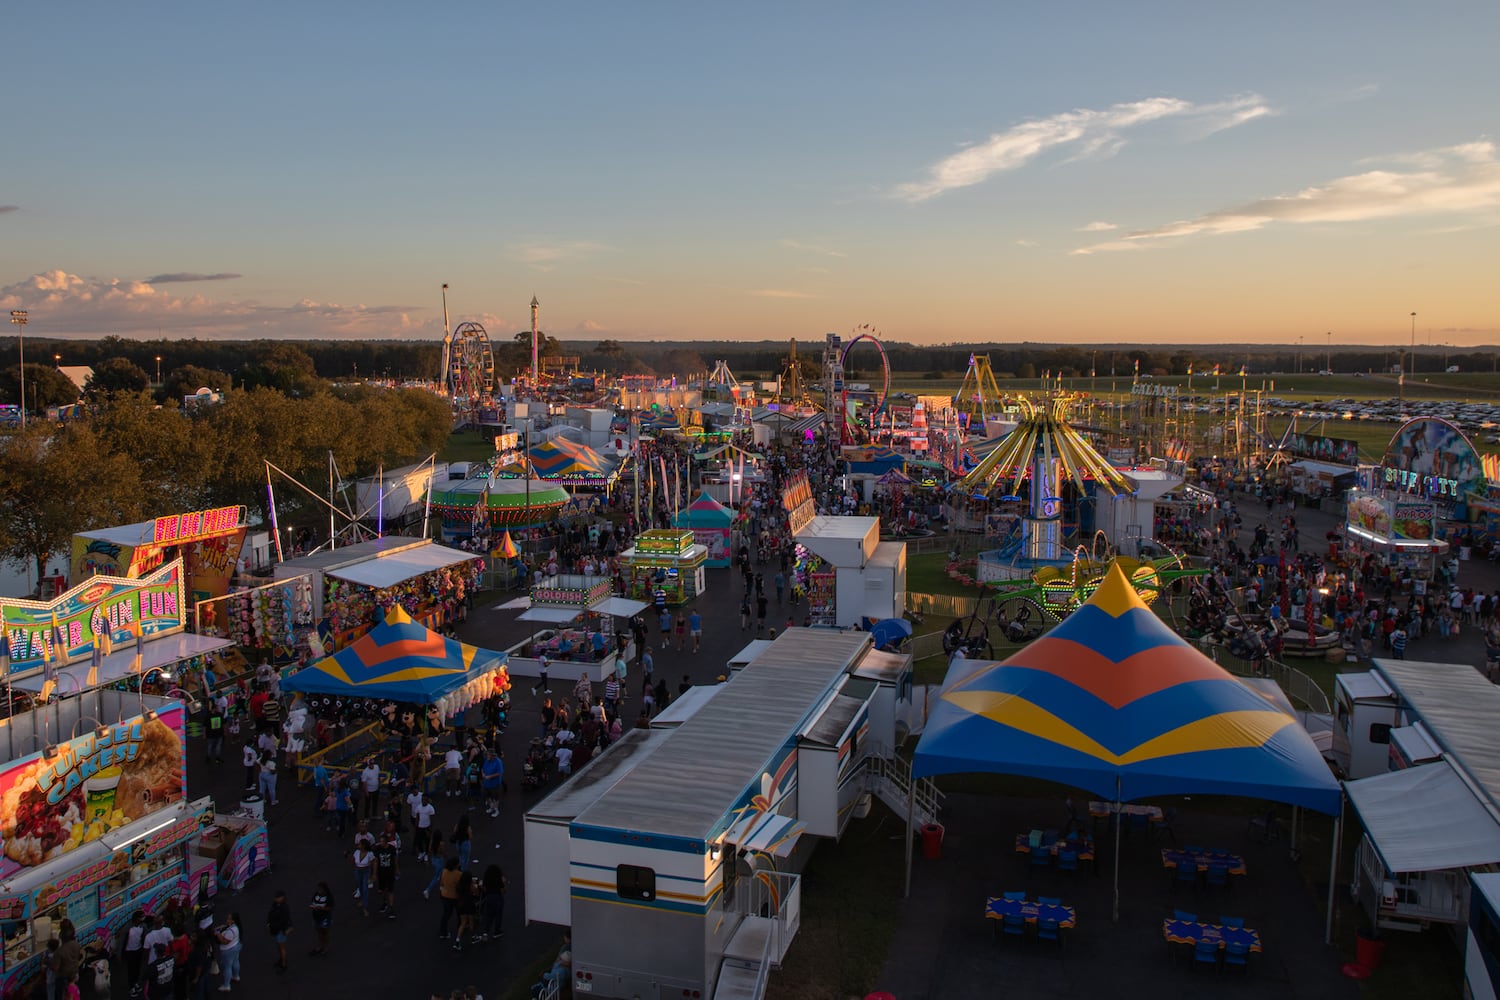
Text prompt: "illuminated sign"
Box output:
[[1382, 467, 1461, 498], [1129, 383, 1179, 398], [153, 506, 242, 545], [0, 705, 187, 882], [1, 561, 186, 670]]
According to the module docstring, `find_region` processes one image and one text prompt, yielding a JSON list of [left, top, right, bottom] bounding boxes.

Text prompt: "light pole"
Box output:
[[1296, 334, 1302, 374], [155, 355, 162, 385], [1326, 332, 1332, 374], [9, 310, 27, 428], [1410, 311, 1417, 378]]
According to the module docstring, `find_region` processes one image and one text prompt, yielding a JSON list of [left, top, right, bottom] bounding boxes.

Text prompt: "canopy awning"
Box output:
[[723, 811, 806, 859], [590, 597, 649, 618], [494, 596, 533, 610], [12, 633, 234, 693], [1345, 760, 1500, 873], [518, 606, 585, 624], [326, 543, 475, 589]]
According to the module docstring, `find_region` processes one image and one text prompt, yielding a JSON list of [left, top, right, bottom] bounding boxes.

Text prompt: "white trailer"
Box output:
[[523, 629, 914, 1000]]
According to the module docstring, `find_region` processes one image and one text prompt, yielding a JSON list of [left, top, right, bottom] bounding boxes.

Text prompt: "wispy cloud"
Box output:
[[0, 205, 17, 215], [575, 319, 608, 333], [1015, 239, 1039, 248], [747, 289, 815, 299], [1078, 221, 1117, 232], [895, 94, 1272, 202], [779, 238, 845, 258], [145, 272, 242, 283], [510, 241, 611, 270], [1073, 141, 1500, 254]]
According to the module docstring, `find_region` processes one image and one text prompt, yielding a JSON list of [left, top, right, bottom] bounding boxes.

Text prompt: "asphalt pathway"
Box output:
[[175, 560, 780, 1000]]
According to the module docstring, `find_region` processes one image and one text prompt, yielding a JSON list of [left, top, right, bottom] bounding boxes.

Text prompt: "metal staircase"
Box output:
[[865, 752, 943, 829]]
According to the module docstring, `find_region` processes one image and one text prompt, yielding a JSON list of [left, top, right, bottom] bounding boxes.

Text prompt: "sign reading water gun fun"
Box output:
[[0, 561, 186, 671]]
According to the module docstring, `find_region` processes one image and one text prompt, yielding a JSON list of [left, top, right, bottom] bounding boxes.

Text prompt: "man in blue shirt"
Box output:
[[688, 610, 703, 653], [591, 631, 608, 659], [481, 750, 505, 817]]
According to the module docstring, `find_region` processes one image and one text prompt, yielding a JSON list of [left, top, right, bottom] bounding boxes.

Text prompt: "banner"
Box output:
[[0, 704, 187, 880], [1284, 432, 1360, 467], [1381, 417, 1483, 499], [1, 562, 186, 672]]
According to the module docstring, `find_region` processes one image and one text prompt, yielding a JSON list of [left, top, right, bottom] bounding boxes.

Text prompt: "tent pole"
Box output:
[[903, 764, 916, 898], [1112, 776, 1122, 923], [1324, 795, 1343, 945]]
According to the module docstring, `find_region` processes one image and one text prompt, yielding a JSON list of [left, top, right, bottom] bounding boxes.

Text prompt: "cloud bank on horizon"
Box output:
[[895, 95, 1273, 202], [0, 270, 464, 340], [1073, 141, 1500, 254]]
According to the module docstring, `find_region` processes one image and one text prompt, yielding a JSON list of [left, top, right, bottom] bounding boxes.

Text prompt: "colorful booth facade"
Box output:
[[621, 530, 708, 605]]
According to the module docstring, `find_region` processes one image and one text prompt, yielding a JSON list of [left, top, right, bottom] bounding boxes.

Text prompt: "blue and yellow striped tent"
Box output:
[[284, 605, 506, 704], [913, 561, 1340, 815]]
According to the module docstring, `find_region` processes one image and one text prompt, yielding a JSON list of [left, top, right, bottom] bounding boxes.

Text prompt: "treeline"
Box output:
[[0, 384, 452, 580], [3, 335, 1495, 392]]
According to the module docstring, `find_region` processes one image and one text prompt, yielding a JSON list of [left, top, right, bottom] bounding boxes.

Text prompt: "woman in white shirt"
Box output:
[[352, 843, 375, 917]]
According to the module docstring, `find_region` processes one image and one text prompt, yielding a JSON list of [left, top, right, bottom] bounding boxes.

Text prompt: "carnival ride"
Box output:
[[445, 321, 496, 401], [826, 325, 892, 446], [943, 539, 1210, 658], [961, 393, 1133, 580], [951, 353, 1007, 429]]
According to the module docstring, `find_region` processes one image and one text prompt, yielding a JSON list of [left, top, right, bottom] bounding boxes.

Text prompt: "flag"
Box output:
[[1133, 358, 1139, 373], [87, 628, 104, 688], [43, 612, 65, 664], [1212, 364, 1221, 376], [1187, 363, 1193, 376], [130, 619, 144, 674]]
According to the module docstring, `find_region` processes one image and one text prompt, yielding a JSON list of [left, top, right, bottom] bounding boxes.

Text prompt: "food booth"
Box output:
[[497, 578, 643, 684], [71, 506, 248, 607], [0, 690, 235, 1000], [620, 530, 708, 605]]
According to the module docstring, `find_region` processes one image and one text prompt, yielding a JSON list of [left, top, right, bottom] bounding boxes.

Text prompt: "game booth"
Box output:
[[272, 538, 484, 653], [620, 530, 708, 605], [71, 506, 249, 607], [0, 689, 262, 1000], [1340, 418, 1482, 582], [283, 605, 512, 791], [496, 577, 645, 685], [1, 559, 235, 709]]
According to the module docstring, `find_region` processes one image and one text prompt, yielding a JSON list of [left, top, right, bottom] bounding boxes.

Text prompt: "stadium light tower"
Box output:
[[9, 310, 27, 428]]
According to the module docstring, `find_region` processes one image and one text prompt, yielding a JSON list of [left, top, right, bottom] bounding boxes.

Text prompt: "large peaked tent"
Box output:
[[284, 605, 508, 709], [911, 560, 1341, 918]]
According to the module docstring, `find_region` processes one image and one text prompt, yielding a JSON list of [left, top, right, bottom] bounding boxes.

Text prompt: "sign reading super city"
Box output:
[[0, 561, 186, 672]]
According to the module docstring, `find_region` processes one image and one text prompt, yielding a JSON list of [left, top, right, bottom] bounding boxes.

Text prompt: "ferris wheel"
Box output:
[[445, 322, 496, 400]]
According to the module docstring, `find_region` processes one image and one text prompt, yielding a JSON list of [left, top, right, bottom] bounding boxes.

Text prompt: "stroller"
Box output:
[[522, 739, 554, 792]]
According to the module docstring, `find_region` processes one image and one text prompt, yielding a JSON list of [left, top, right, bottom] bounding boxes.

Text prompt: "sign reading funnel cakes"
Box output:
[[0, 705, 186, 879]]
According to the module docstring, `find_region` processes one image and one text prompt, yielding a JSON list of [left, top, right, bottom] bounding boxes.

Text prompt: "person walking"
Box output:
[[411, 791, 436, 858], [688, 609, 702, 653], [240, 744, 258, 793], [123, 910, 148, 996], [372, 832, 400, 919], [639, 647, 654, 698], [453, 869, 477, 951], [452, 814, 473, 868], [307, 882, 332, 957], [422, 831, 448, 899], [437, 857, 463, 940], [359, 758, 382, 818], [673, 612, 687, 651], [481, 751, 504, 818], [351, 840, 374, 917], [256, 751, 278, 808], [266, 890, 292, 974], [214, 913, 241, 993], [476, 865, 508, 943], [205, 702, 225, 764], [531, 653, 551, 696]]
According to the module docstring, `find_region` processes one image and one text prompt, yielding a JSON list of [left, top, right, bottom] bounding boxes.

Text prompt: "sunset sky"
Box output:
[[3, 3, 1498, 346]]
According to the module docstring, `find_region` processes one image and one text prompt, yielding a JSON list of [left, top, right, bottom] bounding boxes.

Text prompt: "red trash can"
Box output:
[[920, 823, 944, 860]]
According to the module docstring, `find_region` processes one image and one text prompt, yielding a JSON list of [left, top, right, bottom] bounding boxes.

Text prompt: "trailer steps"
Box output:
[[865, 753, 943, 828], [714, 915, 779, 1000], [711, 957, 765, 1000]]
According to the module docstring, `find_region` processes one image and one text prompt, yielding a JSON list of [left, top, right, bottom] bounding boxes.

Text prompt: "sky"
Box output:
[[2, 3, 1499, 348]]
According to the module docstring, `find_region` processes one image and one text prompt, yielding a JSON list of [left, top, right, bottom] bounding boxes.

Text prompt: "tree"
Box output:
[[241, 344, 322, 397], [163, 364, 233, 402], [0, 363, 82, 410], [0, 422, 146, 582], [84, 356, 151, 402], [91, 394, 222, 513]]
